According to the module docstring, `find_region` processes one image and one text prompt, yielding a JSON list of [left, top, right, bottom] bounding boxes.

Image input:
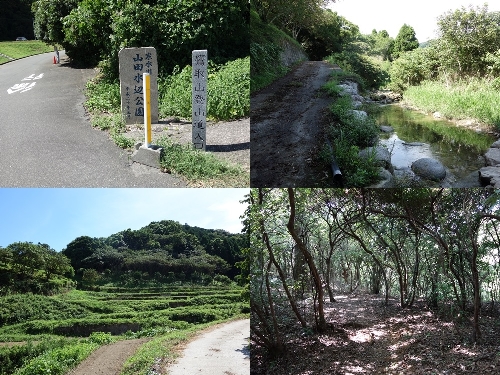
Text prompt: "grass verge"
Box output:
[[403, 78, 500, 129], [0, 41, 54, 63], [156, 137, 248, 187]]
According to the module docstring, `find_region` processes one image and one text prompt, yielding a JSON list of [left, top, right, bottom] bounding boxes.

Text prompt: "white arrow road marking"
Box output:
[[7, 82, 36, 94], [7, 73, 43, 94]]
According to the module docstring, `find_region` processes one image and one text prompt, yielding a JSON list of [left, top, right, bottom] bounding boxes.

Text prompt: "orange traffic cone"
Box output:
[[53, 56, 56, 64]]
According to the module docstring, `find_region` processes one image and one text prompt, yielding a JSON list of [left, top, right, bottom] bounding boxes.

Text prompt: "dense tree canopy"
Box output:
[[250, 188, 500, 357], [391, 24, 419, 59], [62, 219, 248, 284], [32, 0, 249, 79], [0, 242, 74, 295]]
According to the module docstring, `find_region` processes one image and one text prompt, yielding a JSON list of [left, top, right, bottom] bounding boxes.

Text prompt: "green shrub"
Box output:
[[14, 341, 98, 375], [159, 57, 250, 121], [323, 93, 380, 186], [326, 51, 388, 90]]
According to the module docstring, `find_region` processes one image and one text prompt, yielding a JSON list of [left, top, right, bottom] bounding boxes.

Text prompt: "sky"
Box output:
[[0, 189, 249, 251], [329, 0, 500, 42]]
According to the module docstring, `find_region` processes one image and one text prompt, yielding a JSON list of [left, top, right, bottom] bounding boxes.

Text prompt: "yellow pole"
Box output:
[[143, 72, 152, 147]]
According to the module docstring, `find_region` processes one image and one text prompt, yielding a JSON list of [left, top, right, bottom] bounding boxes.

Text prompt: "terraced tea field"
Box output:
[[0, 285, 249, 375]]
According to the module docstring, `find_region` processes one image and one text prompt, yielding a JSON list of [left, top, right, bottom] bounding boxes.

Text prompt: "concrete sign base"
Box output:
[[131, 143, 163, 169]]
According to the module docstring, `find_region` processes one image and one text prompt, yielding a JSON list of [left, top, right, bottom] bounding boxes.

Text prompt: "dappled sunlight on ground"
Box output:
[[251, 293, 500, 374]]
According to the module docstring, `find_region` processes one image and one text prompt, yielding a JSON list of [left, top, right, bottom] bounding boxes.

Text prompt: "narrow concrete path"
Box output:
[[166, 319, 250, 375]]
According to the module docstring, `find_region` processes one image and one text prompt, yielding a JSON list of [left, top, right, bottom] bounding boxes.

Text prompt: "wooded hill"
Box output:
[[0, 220, 248, 295]]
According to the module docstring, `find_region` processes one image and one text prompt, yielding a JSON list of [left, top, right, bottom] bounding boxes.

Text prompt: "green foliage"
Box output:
[[13, 341, 98, 375], [0, 243, 74, 296], [250, 9, 294, 92], [323, 94, 380, 186], [392, 24, 419, 59], [298, 9, 343, 60], [84, 78, 121, 114], [326, 51, 388, 90], [437, 4, 500, 78], [37, 0, 249, 78], [388, 45, 440, 92], [32, 0, 79, 45], [88, 331, 115, 345], [0, 338, 69, 375], [159, 57, 250, 121]]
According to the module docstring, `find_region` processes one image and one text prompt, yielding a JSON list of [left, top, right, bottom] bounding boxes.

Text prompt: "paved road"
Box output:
[[0, 52, 186, 187], [166, 319, 250, 375]]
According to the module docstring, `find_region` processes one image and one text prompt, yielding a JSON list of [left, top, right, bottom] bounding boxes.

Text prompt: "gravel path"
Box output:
[[166, 319, 250, 375], [124, 117, 250, 172], [67, 338, 149, 375]]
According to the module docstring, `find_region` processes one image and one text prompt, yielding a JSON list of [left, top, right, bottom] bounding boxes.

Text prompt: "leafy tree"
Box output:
[[62, 236, 104, 270], [32, 0, 78, 45], [392, 23, 419, 59], [437, 4, 500, 77], [81, 268, 100, 287]]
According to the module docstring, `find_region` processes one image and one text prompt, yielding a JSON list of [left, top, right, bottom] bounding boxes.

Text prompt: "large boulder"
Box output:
[[359, 146, 393, 173], [484, 147, 500, 166], [338, 81, 358, 96], [479, 165, 500, 187], [411, 158, 446, 181], [350, 110, 368, 121]]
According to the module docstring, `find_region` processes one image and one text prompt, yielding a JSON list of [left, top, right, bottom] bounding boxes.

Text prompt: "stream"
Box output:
[[375, 105, 495, 186]]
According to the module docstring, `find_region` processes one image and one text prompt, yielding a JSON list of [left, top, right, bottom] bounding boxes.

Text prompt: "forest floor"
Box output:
[[251, 293, 500, 375], [250, 60, 338, 187]]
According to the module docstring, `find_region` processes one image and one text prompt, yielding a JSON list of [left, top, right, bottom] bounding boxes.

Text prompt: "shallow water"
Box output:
[[375, 105, 494, 185]]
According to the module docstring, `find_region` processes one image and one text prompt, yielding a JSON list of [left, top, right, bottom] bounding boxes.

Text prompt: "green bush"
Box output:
[[326, 51, 388, 90], [159, 57, 250, 121], [322, 94, 380, 186]]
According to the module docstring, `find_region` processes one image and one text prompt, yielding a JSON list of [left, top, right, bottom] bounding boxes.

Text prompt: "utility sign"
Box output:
[[7, 73, 44, 94]]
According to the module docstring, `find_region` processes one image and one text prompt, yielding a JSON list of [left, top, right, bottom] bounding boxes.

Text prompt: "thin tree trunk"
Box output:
[[287, 188, 327, 332]]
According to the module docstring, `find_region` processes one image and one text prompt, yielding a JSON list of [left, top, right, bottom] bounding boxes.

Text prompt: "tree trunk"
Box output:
[[287, 188, 327, 332]]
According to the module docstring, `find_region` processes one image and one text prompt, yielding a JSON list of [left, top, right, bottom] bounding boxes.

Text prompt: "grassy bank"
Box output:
[[0, 286, 248, 375], [403, 78, 500, 129], [250, 10, 306, 92], [0, 41, 53, 63], [321, 74, 381, 187], [84, 57, 249, 187]]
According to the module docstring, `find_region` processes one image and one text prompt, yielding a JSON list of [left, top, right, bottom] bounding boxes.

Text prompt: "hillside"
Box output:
[[0, 220, 248, 296]]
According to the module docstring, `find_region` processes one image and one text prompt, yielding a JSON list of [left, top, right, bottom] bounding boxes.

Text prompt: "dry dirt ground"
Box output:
[[251, 294, 500, 375], [250, 61, 339, 187], [124, 117, 250, 173], [165, 319, 250, 375], [67, 338, 149, 375]]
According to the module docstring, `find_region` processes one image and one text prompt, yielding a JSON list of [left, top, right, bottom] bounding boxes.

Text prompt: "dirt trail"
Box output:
[[250, 60, 339, 187], [253, 294, 500, 374], [166, 319, 250, 375], [67, 338, 148, 375]]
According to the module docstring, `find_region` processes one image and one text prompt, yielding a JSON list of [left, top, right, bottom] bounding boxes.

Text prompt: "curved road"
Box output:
[[0, 52, 186, 187], [166, 319, 250, 375]]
